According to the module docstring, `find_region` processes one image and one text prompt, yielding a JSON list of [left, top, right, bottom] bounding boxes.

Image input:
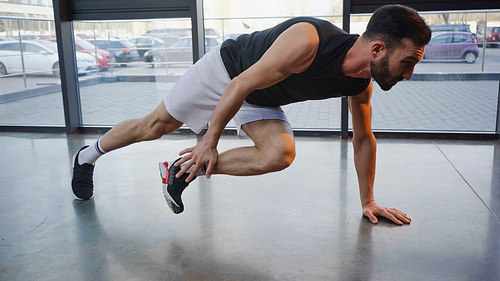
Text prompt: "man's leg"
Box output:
[[72, 101, 183, 200], [212, 119, 296, 176], [99, 102, 183, 152], [161, 119, 295, 214]]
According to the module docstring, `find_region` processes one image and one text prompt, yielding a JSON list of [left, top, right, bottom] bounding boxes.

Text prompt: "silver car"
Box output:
[[0, 40, 97, 76]]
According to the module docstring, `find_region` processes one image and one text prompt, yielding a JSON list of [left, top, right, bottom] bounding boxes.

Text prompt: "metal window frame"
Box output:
[[350, 0, 499, 14], [497, 79, 500, 134], [53, 0, 81, 134]]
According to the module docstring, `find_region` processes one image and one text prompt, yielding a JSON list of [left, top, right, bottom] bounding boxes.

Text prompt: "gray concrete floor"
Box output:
[[0, 132, 499, 280]]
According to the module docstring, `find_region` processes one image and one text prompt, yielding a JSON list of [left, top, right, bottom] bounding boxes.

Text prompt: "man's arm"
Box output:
[[176, 22, 320, 181], [349, 81, 411, 225]]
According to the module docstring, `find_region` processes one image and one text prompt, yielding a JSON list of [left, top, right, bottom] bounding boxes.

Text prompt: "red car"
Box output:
[[477, 27, 500, 48], [75, 40, 115, 69], [47, 39, 115, 69]]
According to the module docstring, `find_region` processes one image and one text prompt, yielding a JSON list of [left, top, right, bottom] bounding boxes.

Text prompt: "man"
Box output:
[[72, 4, 431, 225]]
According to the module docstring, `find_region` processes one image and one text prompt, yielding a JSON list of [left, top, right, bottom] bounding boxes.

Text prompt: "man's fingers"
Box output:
[[382, 210, 403, 225], [175, 154, 192, 167], [205, 160, 217, 179], [186, 162, 205, 182], [390, 208, 411, 224], [394, 211, 411, 224], [178, 146, 194, 156], [176, 161, 191, 178], [363, 204, 410, 225], [364, 212, 378, 224], [186, 170, 196, 182]]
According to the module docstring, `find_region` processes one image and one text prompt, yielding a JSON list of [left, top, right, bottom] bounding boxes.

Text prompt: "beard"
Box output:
[[370, 55, 402, 91]]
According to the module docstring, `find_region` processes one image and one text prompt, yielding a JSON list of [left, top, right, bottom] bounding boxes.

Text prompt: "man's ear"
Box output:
[[370, 40, 386, 61]]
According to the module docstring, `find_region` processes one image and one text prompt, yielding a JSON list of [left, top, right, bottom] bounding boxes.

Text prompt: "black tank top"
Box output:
[[220, 17, 371, 107]]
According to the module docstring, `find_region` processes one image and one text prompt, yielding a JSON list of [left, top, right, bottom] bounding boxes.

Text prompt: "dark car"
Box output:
[[477, 27, 500, 48], [430, 24, 471, 33], [143, 28, 190, 42], [128, 36, 165, 58], [423, 32, 479, 63], [91, 39, 139, 66], [144, 36, 221, 67], [143, 28, 220, 45]]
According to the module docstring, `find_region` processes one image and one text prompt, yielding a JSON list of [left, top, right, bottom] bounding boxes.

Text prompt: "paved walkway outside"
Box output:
[[0, 79, 498, 132]]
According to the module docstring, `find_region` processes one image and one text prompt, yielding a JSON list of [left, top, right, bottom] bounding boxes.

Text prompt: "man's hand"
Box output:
[[362, 202, 411, 225], [175, 139, 218, 182]]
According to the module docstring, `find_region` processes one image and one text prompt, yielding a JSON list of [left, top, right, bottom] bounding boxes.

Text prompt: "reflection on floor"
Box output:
[[0, 132, 499, 280]]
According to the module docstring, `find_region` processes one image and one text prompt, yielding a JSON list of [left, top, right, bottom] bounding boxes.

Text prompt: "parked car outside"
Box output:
[[477, 27, 500, 48], [128, 36, 165, 58], [75, 33, 106, 41], [91, 39, 139, 66], [430, 24, 471, 33], [143, 28, 221, 46], [0, 37, 15, 41], [423, 32, 479, 63], [13, 34, 56, 41], [143, 28, 190, 45], [0, 40, 97, 76], [75, 39, 115, 69], [46, 38, 115, 70], [114, 35, 132, 40], [143, 36, 221, 67]]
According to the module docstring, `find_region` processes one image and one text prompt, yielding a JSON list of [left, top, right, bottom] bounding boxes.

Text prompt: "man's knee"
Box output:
[[140, 117, 179, 141], [262, 142, 296, 172], [137, 104, 182, 141], [243, 119, 295, 173]]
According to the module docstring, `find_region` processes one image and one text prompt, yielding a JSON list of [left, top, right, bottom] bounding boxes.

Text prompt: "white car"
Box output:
[[0, 40, 97, 76]]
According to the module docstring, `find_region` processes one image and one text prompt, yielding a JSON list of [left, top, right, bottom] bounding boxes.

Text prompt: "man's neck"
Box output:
[[341, 38, 372, 79]]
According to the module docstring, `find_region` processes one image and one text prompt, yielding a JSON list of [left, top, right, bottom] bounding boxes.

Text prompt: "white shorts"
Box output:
[[164, 44, 289, 138]]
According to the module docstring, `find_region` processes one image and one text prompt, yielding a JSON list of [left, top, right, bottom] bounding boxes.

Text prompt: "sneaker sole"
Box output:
[[159, 162, 182, 214]]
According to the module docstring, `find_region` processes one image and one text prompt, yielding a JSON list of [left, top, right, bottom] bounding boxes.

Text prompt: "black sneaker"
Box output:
[[159, 158, 195, 214], [72, 146, 95, 200]]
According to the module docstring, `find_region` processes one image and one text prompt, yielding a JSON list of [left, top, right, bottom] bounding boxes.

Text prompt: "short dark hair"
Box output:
[[362, 4, 431, 51]]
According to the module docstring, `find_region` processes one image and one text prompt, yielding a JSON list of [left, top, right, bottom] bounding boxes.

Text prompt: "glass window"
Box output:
[[204, 0, 343, 131], [73, 19, 193, 126], [206, 37, 220, 47], [431, 34, 451, 44], [170, 38, 189, 48], [0, 43, 20, 51], [349, 11, 500, 133], [109, 41, 124, 48], [452, 34, 468, 43], [24, 42, 43, 53], [93, 41, 109, 49], [137, 38, 150, 44], [0, 18, 64, 126], [36, 40, 57, 52], [75, 39, 97, 50]]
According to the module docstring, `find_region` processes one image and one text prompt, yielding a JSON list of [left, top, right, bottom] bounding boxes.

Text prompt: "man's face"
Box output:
[[371, 39, 425, 91]]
